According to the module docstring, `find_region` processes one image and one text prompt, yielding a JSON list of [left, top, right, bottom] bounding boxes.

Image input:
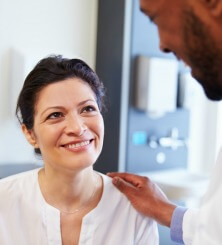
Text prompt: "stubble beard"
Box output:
[[183, 8, 222, 101]]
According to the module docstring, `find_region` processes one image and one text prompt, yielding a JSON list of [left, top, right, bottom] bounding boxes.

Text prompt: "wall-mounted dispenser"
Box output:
[[135, 56, 178, 116]]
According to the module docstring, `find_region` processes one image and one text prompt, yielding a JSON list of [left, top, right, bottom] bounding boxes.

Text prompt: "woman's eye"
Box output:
[[82, 106, 97, 113], [47, 112, 63, 119]]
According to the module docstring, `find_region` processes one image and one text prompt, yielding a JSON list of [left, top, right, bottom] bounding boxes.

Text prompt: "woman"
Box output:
[[0, 56, 158, 244]]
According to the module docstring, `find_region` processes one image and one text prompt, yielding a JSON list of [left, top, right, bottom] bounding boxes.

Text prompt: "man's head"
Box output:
[[140, 0, 222, 100]]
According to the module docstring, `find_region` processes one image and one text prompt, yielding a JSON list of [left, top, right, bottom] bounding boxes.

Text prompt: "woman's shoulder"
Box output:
[[98, 172, 124, 195], [97, 172, 133, 209], [97, 172, 157, 222], [0, 168, 40, 194], [95, 172, 159, 242]]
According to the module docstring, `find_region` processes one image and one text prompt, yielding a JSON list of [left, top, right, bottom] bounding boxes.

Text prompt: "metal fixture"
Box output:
[[148, 128, 186, 150]]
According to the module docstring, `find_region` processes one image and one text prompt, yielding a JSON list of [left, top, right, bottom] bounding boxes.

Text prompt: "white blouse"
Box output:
[[0, 168, 158, 244]]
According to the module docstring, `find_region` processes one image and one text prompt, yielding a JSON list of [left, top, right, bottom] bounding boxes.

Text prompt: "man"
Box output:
[[108, 0, 222, 244]]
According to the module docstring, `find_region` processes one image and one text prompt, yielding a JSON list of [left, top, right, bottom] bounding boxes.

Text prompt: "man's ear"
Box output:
[[202, 0, 222, 17], [22, 124, 39, 148]]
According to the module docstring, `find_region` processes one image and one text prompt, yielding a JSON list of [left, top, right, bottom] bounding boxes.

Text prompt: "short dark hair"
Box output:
[[16, 55, 106, 155]]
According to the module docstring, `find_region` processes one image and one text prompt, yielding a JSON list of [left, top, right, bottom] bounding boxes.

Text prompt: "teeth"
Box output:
[[66, 140, 90, 149]]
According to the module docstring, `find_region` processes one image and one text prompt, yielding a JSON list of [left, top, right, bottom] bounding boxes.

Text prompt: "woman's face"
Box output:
[[25, 78, 104, 172]]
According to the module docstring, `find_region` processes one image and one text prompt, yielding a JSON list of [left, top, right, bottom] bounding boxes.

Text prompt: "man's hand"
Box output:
[[107, 172, 176, 227]]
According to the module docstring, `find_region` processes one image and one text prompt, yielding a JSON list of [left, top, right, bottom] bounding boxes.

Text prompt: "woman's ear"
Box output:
[[22, 124, 39, 148], [202, 0, 222, 17]]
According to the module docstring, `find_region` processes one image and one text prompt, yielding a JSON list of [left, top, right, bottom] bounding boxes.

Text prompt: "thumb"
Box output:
[[112, 177, 135, 196]]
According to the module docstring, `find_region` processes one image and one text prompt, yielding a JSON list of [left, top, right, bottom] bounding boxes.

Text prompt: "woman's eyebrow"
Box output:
[[40, 99, 96, 116], [40, 106, 65, 117], [78, 99, 96, 106]]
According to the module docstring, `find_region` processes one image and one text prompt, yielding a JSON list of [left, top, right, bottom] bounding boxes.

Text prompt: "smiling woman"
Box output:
[[0, 55, 158, 244], [22, 77, 104, 173]]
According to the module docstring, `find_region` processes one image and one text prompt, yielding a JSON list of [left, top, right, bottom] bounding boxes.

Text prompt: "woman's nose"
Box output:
[[65, 114, 87, 136]]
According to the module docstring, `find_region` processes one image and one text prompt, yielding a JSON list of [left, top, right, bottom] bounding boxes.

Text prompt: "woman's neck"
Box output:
[[38, 166, 101, 213]]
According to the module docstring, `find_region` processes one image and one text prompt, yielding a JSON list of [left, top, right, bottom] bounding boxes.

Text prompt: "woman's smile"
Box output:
[[62, 139, 94, 152]]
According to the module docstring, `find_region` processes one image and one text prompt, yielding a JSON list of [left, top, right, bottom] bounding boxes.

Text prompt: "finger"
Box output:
[[112, 177, 136, 196], [107, 172, 138, 179], [108, 172, 148, 187], [107, 172, 143, 182]]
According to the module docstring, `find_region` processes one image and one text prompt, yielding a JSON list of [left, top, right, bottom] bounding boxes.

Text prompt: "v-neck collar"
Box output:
[[35, 168, 109, 245]]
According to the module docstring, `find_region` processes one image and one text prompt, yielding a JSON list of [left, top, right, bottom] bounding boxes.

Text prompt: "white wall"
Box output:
[[0, 0, 98, 164]]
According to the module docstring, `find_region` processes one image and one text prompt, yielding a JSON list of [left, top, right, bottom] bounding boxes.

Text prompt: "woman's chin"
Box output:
[[60, 159, 96, 173]]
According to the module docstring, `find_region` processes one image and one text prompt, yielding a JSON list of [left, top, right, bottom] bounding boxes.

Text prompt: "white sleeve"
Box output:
[[134, 215, 159, 245], [191, 184, 222, 244], [182, 208, 199, 245], [182, 149, 222, 245]]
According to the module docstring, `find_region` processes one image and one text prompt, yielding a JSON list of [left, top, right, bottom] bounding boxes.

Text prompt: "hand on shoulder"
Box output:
[[107, 172, 176, 227]]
